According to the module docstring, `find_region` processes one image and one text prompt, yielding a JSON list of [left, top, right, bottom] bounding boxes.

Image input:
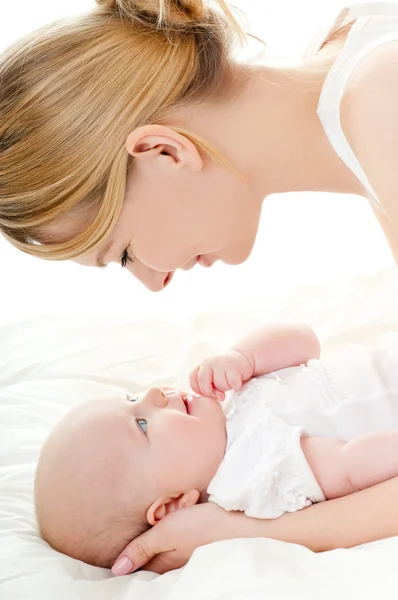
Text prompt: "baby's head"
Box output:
[[34, 388, 226, 568]]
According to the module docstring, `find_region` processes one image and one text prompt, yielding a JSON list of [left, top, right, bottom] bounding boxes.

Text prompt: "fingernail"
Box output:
[[112, 556, 133, 576]]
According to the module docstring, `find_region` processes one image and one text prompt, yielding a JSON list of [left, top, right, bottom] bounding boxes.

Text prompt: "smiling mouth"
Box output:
[[163, 272, 173, 288]]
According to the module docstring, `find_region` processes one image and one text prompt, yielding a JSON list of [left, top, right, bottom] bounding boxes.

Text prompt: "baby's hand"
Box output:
[[189, 350, 253, 401]]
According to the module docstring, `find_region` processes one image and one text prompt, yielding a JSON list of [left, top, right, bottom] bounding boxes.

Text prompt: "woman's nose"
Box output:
[[141, 387, 168, 408], [125, 259, 173, 292]]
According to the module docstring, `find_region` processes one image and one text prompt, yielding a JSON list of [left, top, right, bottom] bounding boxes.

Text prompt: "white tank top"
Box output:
[[314, 2, 398, 205]]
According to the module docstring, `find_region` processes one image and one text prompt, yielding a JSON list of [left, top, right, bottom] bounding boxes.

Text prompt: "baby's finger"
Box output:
[[226, 370, 243, 391], [213, 369, 230, 393], [197, 364, 216, 398], [214, 389, 226, 402], [189, 366, 201, 395]]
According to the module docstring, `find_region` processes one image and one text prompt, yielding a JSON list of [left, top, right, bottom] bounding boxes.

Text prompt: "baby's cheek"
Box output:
[[158, 417, 194, 457]]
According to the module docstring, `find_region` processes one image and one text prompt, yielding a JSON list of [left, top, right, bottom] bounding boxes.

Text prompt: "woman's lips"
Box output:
[[163, 272, 173, 287], [179, 255, 216, 273], [198, 255, 214, 268], [165, 255, 215, 286]]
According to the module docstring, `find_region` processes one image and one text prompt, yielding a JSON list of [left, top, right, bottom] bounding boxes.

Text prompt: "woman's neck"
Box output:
[[240, 58, 365, 198], [169, 41, 366, 200]]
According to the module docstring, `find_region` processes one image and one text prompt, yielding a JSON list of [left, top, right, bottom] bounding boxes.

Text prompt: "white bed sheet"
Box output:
[[2, 267, 398, 599]]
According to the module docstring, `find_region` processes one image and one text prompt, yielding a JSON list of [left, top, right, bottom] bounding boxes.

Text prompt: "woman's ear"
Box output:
[[146, 489, 200, 526], [125, 124, 203, 171]]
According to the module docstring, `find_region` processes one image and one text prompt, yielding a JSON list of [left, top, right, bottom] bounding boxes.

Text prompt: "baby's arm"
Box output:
[[232, 322, 320, 377], [302, 430, 398, 500], [190, 322, 320, 399]]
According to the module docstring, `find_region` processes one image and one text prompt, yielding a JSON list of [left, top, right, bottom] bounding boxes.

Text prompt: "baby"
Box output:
[[35, 322, 398, 569]]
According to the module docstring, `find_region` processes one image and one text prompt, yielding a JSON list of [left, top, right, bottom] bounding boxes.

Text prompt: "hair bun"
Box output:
[[96, 0, 209, 29]]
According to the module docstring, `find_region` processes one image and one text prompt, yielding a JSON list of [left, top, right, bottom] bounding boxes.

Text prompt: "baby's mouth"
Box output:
[[182, 394, 196, 415], [182, 396, 190, 415]]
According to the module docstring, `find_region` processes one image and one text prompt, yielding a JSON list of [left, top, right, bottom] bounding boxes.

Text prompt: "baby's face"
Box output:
[[35, 388, 227, 565], [123, 387, 227, 500]]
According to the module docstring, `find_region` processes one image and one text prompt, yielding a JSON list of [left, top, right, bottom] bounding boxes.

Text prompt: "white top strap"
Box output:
[[317, 2, 398, 204]]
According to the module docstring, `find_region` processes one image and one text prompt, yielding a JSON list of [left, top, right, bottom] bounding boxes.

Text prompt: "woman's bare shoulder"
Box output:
[[340, 40, 398, 235]]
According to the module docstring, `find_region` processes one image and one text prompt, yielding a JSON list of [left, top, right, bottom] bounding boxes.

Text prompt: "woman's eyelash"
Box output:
[[136, 418, 147, 434], [121, 248, 134, 268]]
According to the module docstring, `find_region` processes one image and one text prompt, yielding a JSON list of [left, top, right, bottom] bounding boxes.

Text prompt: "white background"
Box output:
[[0, 1, 393, 325]]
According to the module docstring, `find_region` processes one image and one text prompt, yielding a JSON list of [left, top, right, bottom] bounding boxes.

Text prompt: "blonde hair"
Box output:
[[0, 1, 244, 261]]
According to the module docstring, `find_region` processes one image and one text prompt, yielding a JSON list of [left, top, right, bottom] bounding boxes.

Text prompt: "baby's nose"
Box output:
[[163, 390, 181, 400], [143, 387, 168, 408]]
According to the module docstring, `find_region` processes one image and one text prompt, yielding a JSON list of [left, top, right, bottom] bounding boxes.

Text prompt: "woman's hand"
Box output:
[[112, 502, 243, 576], [189, 350, 253, 401], [112, 476, 398, 576]]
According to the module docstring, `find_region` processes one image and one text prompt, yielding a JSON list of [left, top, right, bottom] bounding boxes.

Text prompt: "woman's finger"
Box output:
[[112, 526, 166, 576], [141, 551, 185, 574]]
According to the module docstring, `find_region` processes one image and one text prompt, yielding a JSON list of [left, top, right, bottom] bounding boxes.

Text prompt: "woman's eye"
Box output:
[[136, 418, 147, 434], [121, 249, 134, 268]]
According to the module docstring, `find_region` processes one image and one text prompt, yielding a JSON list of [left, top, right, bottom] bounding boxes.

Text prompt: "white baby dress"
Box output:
[[207, 358, 398, 519]]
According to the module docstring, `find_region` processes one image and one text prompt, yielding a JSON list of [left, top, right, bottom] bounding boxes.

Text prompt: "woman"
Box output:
[[2, 0, 398, 574]]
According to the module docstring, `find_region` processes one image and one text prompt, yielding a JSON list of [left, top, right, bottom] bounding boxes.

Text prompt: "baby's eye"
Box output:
[[127, 395, 139, 403], [136, 418, 147, 434]]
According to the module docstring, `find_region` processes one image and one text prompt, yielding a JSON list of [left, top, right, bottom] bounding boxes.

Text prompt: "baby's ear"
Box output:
[[146, 490, 200, 525]]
